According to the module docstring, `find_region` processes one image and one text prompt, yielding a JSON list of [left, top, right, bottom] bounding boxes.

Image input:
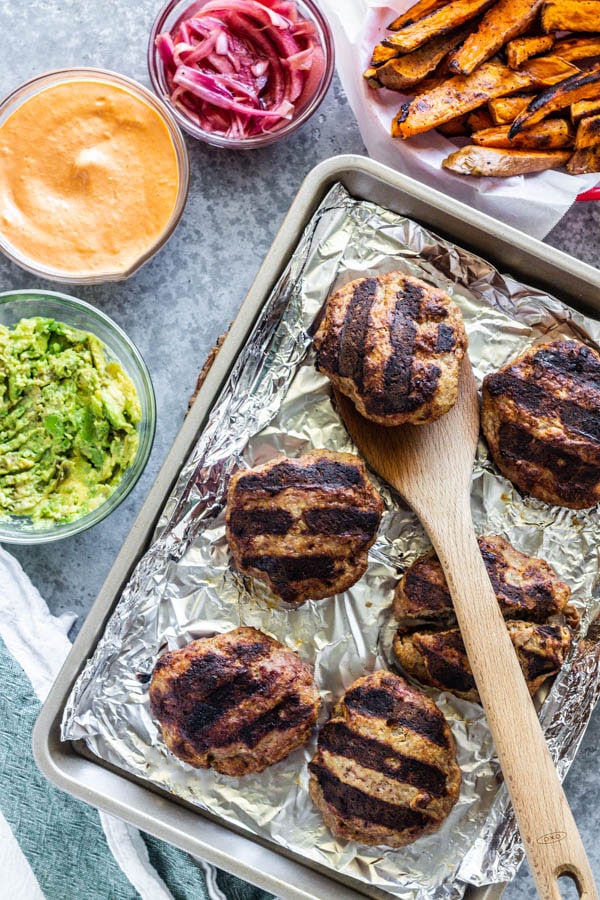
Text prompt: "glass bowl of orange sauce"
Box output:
[[0, 69, 189, 284]]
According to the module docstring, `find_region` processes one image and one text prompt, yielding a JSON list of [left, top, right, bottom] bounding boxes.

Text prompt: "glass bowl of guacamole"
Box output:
[[0, 290, 156, 542]]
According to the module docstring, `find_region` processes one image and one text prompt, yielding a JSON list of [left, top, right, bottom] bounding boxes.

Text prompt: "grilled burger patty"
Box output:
[[308, 671, 461, 847], [149, 627, 321, 776], [482, 339, 600, 508], [226, 450, 383, 605], [393, 535, 578, 702], [313, 270, 467, 426]]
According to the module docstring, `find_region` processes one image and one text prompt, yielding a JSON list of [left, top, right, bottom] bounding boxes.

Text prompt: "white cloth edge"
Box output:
[[0, 807, 46, 900], [0, 545, 225, 900]]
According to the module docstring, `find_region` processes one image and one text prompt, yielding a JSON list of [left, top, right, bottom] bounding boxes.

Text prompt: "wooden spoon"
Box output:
[[334, 356, 597, 900]]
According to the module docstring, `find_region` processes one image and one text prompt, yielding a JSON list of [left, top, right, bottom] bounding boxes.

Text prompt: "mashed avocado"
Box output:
[[0, 316, 141, 525]]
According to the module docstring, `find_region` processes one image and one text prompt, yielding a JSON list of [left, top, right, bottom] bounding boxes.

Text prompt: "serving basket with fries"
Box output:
[[320, 0, 600, 236]]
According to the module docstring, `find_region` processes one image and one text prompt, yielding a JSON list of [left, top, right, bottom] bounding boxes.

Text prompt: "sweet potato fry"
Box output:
[[541, 1, 600, 34], [488, 94, 534, 123], [393, 60, 575, 138], [572, 98, 600, 123], [364, 67, 381, 87], [447, 0, 542, 75], [370, 43, 403, 68], [506, 34, 555, 69], [438, 114, 472, 135], [509, 66, 600, 136], [388, 0, 452, 30], [553, 35, 600, 62], [466, 107, 495, 130], [384, 0, 495, 53], [574, 112, 600, 149], [374, 26, 471, 91], [442, 145, 571, 175], [520, 55, 580, 84], [412, 74, 449, 95], [471, 118, 574, 148], [567, 146, 600, 173]]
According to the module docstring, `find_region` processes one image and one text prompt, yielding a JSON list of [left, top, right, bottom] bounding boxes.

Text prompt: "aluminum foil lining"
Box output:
[[62, 182, 600, 899]]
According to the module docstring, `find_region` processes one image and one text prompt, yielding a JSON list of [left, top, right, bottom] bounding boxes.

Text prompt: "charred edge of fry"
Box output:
[[509, 66, 600, 137]]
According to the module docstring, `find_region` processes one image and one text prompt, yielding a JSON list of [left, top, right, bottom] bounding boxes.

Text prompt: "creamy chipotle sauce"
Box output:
[[0, 79, 180, 276]]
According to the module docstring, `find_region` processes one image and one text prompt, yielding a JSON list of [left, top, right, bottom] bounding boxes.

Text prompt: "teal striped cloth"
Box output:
[[0, 547, 272, 900]]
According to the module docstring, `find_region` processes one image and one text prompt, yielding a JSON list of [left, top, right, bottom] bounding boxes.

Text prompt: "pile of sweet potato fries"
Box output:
[[365, 0, 600, 176]]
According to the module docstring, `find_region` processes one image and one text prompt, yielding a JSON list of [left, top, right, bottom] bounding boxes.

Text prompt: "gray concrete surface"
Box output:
[[0, 1, 599, 897]]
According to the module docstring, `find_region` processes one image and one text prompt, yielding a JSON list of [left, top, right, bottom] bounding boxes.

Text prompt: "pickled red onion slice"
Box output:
[[156, 0, 325, 138]]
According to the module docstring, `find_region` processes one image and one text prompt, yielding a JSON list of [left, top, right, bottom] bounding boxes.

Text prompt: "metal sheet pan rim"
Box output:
[[33, 153, 600, 900]]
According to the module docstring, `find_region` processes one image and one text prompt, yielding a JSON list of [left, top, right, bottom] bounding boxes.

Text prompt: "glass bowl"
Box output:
[[0, 69, 190, 284], [0, 291, 156, 544], [148, 0, 335, 148]]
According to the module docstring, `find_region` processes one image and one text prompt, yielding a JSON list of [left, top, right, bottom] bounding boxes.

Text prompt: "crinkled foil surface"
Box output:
[[63, 183, 600, 899]]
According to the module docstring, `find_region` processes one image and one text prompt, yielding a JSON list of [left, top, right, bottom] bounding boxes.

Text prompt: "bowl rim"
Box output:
[[0, 289, 157, 544], [0, 67, 190, 285], [147, 0, 335, 148]]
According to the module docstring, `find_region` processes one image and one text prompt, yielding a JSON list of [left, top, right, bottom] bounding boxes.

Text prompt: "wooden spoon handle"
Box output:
[[423, 501, 597, 900]]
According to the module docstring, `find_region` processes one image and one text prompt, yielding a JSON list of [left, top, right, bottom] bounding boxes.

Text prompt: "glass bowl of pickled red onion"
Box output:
[[148, 0, 334, 148]]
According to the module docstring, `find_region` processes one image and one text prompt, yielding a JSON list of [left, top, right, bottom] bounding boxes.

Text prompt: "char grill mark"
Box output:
[[319, 722, 448, 797], [534, 343, 600, 386], [519, 646, 562, 682], [337, 278, 379, 390], [516, 623, 566, 682], [404, 570, 451, 614], [368, 283, 441, 417], [382, 285, 421, 410], [413, 632, 476, 695], [241, 554, 336, 599], [303, 507, 381, 537], [400, 540, 565, 624], [343, 684, 450, 749], [309, 763, 431, 832], [481, 553, 556, 618], [486, 371, 600, 444], [233, 693, 315, 749], [436, 324, 456, 352], [235, 460, 364, 497], [498, 422, 600, 501], [229, 508, 294, 537]]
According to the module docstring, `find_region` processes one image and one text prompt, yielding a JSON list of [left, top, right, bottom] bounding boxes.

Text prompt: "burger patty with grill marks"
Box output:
[[308, 671, 461, 848], [482, 339, 600, 508], [149, 627, 321, 776], [226, 450, 384, 605], [393, 535, 578, 703], [313, 271, 467, 426]]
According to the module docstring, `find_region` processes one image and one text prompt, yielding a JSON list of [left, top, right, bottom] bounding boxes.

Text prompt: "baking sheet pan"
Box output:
[[33, 154, 600, 900]]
